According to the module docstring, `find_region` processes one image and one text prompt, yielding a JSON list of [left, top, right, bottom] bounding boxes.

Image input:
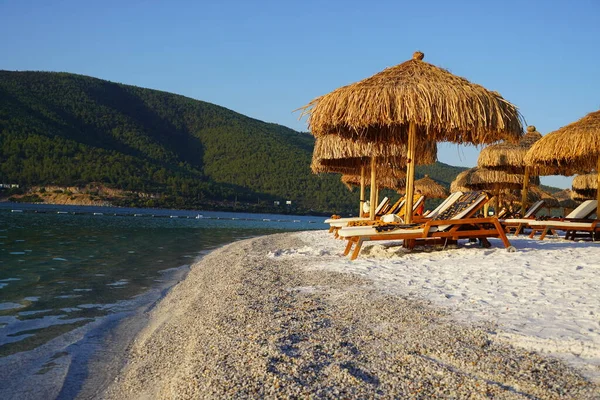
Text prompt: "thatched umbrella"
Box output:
[[571, 173, 598, 199], [477, 126, 544, 214], [299, 51, 523, 223], [554, 189, 580, 214], [398, 175, 448, 199], [525, 186, 560, 209], [449, 167, 539, 215], [524, 109, 600, 216], [312, 135, 434, 215], [450, 169, 473, 193], [342, 170, 406, 191]]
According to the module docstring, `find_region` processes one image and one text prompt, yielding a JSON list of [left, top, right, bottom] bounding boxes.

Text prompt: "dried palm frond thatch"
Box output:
[[553, 189, 580, 210], [398, 175, 449, 199], [311, 134, 436, 174], [342, 173, 406, 191], [477, 125, 547, 213], [450, 169, 474, 193], [524, 186, 560, 208], [477, 126, 544, 173], [463, 168, 539, 191], [524, 109, 600, 215], [525, 110, 600, 176], [571, 173, 598, 200], [299, 51, 523, 223], [298, 51, 524, 145], [571, 190, 593, 202]]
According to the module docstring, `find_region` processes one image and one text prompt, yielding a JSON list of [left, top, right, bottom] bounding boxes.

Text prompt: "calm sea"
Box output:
[[0, 202, 326, 398]]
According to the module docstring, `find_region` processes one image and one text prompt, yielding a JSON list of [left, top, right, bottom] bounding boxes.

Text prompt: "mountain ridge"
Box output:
[[1, 70, 555, 213]]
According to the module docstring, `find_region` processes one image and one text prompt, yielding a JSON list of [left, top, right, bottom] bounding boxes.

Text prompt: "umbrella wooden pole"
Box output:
[[597, 156, 600, 217], [404, 121, 417, 224], [494, 186, 500, 215], [359, 166, 365, 217], [520, 167, 530, 215], [375, 184, 380, 208], [369, 157, 377, 220]]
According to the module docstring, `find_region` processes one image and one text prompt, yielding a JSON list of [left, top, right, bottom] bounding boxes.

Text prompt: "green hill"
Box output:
[[0, 70, 476, 213]]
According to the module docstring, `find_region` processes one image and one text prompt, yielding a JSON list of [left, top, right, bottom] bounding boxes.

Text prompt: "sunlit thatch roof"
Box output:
[[525, 186, 560, 208], [571, 173, 598, 198], [553, 189, 581, 209], [341, 171, 406, 191], [450, 169, 474, 193], [524, 110, 600, 176], [311, 134, 437, 174], [299, 51, 524, 145], [397, 175, 448, 199], [451, 167, 539, 192], [477, 126, 543, 173]]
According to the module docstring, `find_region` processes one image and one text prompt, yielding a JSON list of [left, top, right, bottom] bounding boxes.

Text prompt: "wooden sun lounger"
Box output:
[[527, 200, 598, 240], [325, 197, 391, 232], [338, 192, 512, 260], [500, 200, 546, 235], [328, 196, 424, 239]]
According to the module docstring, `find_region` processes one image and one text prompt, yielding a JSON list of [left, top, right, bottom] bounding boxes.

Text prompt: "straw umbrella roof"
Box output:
[[299, 51, 524, 145], [571, 173, 598, 198], [525, 186, 560, 208], [477, 126, 543, 173], [571, 190, 593, 202], [450, 169, 474, 193], [496, 187, 559, 208], [311, 134, 436, 174], [524, 110, 600, 176], [453, 167, 539, 191], [341, 172, 406, 191], [554, 189, 581, 209], [398, 175, 449, 199]]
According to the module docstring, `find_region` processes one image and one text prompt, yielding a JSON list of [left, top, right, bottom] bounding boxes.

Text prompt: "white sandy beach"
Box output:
[[274, 231, 600, 383], [103, 230, 599, 399]]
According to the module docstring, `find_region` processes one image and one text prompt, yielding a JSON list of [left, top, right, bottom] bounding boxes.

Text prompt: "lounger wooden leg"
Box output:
[[494, 220, 512, 248], [343, 239, 354, 256], [528, 229, 537, 239], [350, 238, 364, 260], [328, 226, 334, 233], [540, 226, 550, 240]]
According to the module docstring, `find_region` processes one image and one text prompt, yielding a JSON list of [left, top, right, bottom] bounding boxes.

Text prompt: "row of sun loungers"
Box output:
[[334, 191, 512, 260], [325, 192, 599, 260]]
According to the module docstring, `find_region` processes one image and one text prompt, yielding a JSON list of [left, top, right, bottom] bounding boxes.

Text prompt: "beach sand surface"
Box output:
[[102, 231, 599, 399]]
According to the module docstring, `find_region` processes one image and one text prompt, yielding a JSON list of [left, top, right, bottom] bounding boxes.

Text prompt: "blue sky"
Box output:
[[2, 0, 599, 188]]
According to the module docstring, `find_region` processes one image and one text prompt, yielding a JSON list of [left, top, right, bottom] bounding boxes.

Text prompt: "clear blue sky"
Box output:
[[2, 0, 599, 188]]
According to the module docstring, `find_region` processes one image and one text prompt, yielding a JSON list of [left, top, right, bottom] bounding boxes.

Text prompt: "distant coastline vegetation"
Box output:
[[0, 71, 560, 215]]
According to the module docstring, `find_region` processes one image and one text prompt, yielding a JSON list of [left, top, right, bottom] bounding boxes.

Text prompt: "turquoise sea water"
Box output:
[[0, 203, 326, 398]]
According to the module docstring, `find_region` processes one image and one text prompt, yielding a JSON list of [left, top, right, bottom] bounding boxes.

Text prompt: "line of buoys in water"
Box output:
[[3, 207, 321, 224]]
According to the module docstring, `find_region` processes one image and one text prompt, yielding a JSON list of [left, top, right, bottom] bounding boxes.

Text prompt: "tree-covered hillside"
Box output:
[[0, 70, 471, 213]]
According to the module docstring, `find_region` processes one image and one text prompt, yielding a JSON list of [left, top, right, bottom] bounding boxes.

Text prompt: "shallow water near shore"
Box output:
[[0, 203, 326, 398]]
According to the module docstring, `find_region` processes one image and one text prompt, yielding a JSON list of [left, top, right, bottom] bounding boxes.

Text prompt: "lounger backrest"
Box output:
[[437, 192, 488, 231], [413, 196, 425, 210], [524, 200, 545, 218], [427, 191, 463, 219], [386, 196, 406, 215], [374, 197, 390, 215], [393, 195, 423, 218], [565, 200, 598, 219]]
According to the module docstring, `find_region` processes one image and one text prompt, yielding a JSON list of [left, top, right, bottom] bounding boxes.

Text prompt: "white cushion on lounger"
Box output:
[[537, 221, 594, 229], [502, 218, 536, 224], [565, 200, 598, 219], [338, 225, 430, 237]]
